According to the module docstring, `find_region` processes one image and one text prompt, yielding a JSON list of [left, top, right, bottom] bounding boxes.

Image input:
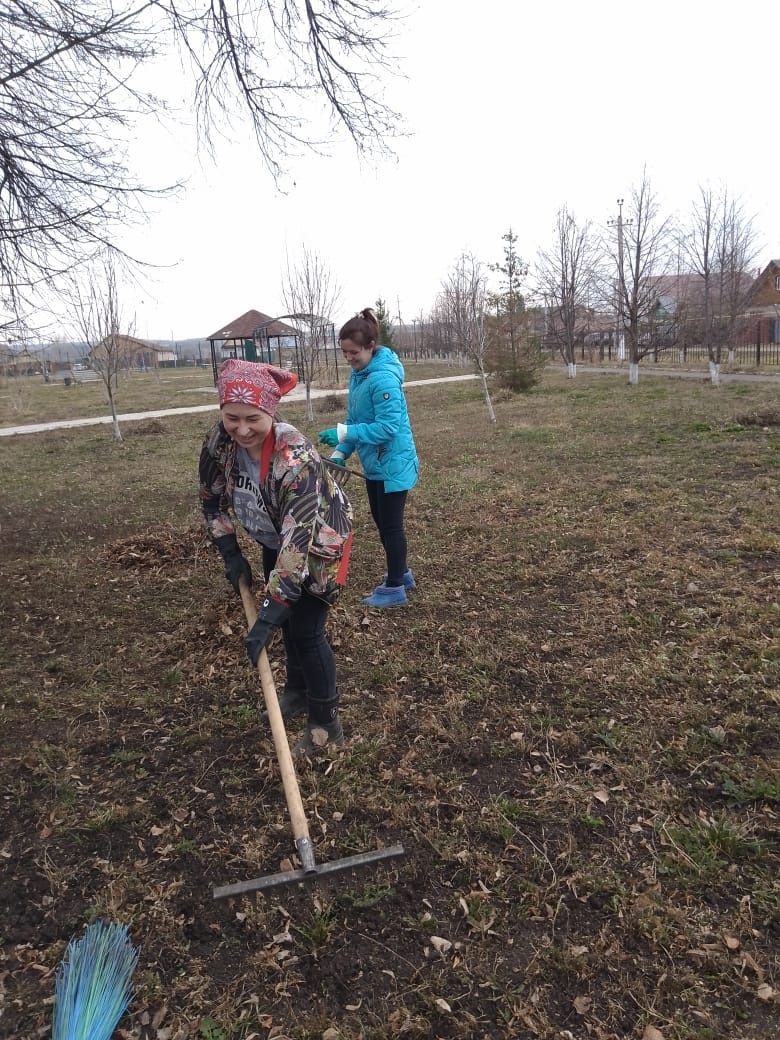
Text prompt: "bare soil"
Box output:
[[0, 372, 778, 1040]]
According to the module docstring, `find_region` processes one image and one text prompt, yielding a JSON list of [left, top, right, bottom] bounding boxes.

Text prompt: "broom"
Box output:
[[53, 920, 139, 1040]]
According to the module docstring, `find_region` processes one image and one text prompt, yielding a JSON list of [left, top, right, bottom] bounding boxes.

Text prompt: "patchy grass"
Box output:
[[0, 369, 778, 1039], [0, 358, 470, 427]]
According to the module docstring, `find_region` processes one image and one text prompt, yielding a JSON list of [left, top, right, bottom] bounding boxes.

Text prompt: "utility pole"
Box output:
[[607, 199, 631, 362], [396, 295, 403, 354]]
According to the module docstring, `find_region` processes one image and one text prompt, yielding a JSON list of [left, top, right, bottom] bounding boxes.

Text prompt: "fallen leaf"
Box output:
[[219, 623, 233, 636], [642, 1026, 665, 1040], [593, 789, 609, 804], [573, 995, 591, 1015], [151, 1005, 168, 1029], [724, 935, 740, 950], [430, 935, 452, 956], [434, 998, 451, 1014], [756, 983, 775, 1001]]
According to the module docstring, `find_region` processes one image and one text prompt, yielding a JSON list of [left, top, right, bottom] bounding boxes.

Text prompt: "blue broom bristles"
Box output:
[[53, 920, 139, 1040]]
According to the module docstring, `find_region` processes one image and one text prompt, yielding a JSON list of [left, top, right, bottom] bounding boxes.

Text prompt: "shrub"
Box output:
[[318, 393, 345, 414]]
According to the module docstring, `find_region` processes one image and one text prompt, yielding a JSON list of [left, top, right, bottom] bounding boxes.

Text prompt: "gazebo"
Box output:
[[206, 309, 303, 384]]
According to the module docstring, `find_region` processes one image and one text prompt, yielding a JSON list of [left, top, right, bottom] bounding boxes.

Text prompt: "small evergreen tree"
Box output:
[[375, 298, 395, 349], [486, 229, 544, 391]]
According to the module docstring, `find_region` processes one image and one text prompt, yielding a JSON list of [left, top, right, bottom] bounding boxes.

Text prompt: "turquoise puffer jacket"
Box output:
[[338, 347, 419, 492]]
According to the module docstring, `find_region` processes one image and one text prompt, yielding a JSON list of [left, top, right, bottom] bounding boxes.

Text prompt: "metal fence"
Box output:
[[670, 343, 780, 367], [576, 341, 780, 368]]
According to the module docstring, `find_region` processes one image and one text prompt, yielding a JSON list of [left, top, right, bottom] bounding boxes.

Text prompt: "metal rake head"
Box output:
[[322, 456, 366, 486]]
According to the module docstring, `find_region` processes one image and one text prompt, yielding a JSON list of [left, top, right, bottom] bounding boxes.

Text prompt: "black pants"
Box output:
[[365, 480, 408, 587], [262, 547, 337, 719]]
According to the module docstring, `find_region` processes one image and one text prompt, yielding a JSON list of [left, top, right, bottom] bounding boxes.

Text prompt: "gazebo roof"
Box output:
[[207, 309, 299, 341]]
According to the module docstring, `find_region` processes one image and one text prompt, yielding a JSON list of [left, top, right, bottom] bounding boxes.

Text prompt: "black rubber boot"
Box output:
[[260, 687, 307, 724], [293, 718, 345, 756]]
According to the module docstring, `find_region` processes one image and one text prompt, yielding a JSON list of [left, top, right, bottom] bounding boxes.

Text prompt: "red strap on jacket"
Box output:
[[260, 429, 275, 481], [336, 532, 353, 586]]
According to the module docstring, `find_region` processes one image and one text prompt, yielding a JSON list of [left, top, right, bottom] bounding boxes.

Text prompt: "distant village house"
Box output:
[[91, 334, 178, 369]]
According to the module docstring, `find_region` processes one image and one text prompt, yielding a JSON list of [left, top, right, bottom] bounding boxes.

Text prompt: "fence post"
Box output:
[[756, 322, 761, 367]]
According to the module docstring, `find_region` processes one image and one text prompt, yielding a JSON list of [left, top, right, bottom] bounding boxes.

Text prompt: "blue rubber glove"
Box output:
[[318, 428, 339, 448], [329, 451, 346, 466]]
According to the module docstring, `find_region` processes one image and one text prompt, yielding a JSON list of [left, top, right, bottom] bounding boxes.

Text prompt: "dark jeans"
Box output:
[[365, 481, 408, 586], [262, 547, 336, 715]]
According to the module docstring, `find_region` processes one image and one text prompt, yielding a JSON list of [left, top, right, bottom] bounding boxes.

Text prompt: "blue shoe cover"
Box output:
[[361, 583, 408, 608], [382, 569, 416, 590]]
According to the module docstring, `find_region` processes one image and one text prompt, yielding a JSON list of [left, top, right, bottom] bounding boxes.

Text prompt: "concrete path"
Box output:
[[0, 374, 478, 437], [1, 367, 777, 438]]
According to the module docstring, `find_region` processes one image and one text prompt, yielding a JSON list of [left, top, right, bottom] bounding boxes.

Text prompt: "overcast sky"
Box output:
[[106, 0, 780, 341]]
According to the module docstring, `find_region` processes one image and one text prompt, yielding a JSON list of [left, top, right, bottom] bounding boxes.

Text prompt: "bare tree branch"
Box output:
[[281, 246, 340, 420], [0, 0, 401, 315], [441, 253, 495, 423], [605, 171, 675, 384], [535, 206, 599, 377]]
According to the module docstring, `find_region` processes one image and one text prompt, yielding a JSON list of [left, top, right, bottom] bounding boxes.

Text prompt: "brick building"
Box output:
[[741, 259, 780, 344]]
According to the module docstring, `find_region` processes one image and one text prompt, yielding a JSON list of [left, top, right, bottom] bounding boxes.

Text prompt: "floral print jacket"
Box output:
[[199, 420, 353, 605]]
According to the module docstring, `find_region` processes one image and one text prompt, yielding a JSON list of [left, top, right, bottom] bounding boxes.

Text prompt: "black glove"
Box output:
[[245, 595, 292, 667], [214, 534, 252, 594]]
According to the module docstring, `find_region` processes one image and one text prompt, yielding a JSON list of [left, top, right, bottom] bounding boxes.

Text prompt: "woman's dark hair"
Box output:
[[338, 308, 379, 348]]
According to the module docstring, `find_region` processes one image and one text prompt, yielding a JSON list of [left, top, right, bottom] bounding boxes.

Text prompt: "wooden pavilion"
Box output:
[[206, 309, 302, 384]]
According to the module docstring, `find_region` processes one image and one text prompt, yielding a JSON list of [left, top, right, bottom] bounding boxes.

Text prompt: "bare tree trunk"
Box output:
[[475, 362, 496, 423], [106, 384, 123, 442]]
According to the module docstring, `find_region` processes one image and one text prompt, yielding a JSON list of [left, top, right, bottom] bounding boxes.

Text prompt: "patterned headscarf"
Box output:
[[217, 359, 298, 416]]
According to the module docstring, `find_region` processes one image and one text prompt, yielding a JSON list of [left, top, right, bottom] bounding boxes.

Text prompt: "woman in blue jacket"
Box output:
[[320, 308, 419, 607]]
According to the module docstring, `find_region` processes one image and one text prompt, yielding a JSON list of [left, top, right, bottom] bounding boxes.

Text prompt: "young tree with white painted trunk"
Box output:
[[535, 206, 599, 378], [441, 253, 495, 422], [681, 187, 759, 385], [609, 173, 675, 385], [70, 252, 129, 442], [281, 248, 341, 421]]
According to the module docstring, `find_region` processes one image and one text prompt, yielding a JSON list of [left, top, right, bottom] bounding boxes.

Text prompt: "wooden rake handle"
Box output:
[[238, 580, 312, 850]]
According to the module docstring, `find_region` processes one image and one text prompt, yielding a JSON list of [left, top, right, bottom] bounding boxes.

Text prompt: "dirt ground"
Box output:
[[0, 372, 778, 1040]]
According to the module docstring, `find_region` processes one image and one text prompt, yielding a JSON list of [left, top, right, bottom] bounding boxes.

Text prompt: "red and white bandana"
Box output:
[[217, 360, 298, 415]]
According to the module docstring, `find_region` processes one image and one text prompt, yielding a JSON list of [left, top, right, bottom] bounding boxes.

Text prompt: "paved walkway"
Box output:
[[0, 374, 478, 437], [2, 368, 777, 438]]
